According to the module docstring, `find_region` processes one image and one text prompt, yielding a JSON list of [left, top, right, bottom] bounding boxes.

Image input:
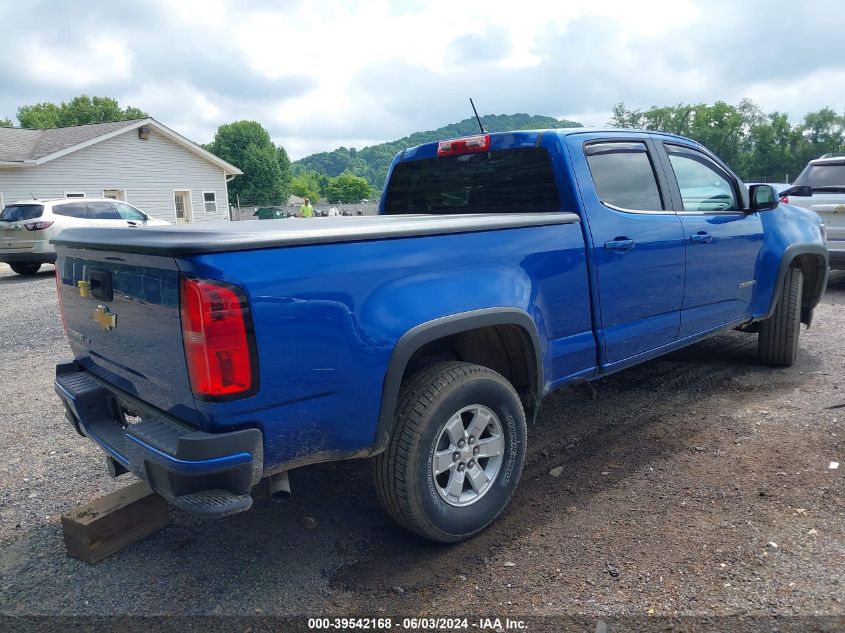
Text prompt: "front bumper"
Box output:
[[55, 361, 263, 518]]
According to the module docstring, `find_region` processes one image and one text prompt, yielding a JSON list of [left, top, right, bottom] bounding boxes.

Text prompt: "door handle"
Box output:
[[604, 238, 635, 251], [690, 231, 712, 244]]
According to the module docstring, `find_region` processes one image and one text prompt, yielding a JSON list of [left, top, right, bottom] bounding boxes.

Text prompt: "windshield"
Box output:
[[0, 204, 44, 222], [384, 148, 561, 215], [794, 162, 845, 189]]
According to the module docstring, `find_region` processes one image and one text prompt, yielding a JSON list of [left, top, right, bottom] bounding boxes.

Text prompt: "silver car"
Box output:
[[784, 155, 845, 269], [0, 198, 169, 275]]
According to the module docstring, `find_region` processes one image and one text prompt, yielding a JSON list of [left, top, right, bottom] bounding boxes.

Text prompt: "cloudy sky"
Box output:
[[1, 0, 843, 160]]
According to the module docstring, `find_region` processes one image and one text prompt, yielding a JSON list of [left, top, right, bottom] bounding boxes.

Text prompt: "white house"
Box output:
[[0, 118, 241, 224]]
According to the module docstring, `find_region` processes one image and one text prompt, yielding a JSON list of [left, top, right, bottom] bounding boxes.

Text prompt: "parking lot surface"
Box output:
[[0, 263, 842, 626]]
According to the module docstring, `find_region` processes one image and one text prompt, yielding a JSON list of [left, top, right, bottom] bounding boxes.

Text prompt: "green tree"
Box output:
[[276, 145, 292, 201], [686, 101, 746, 169], [206, 120, 288, 204], [291, 171, 321, 202], [609, 102, 644, 129], [611, 100, 747, 167], [315, 172, 330, 198], [800, 107, 843, 148], [794, 107, 845, 170], [743, 112, 804, 181], [326, 173, 373, 204], [16, 95, 147, 128], [0, 117, 12, 127]]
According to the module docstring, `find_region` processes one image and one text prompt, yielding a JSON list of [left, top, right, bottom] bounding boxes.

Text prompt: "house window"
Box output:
[[203, 191, 217, 214], [102, 189, 126, 201], [65, 192, 85, 198]]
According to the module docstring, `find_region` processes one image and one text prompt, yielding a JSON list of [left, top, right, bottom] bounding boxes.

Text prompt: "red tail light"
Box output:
[[180, 277, 258, 400], [780, 196, 789, 204], [437, 134, 490, 157], [25, 220, 54, 231]]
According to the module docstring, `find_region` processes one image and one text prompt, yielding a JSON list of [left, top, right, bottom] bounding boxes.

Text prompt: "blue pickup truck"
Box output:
[[52, 129, 828, 542]]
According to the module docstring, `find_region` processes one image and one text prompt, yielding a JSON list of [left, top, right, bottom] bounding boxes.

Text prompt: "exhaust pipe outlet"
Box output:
[[269, 471, 291, 502]]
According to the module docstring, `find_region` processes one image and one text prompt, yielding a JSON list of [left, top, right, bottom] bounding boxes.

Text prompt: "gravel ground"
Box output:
[[0, 262, 842, 631]]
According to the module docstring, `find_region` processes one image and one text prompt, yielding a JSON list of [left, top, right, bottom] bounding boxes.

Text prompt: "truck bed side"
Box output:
[[177, 220, 595, 472]]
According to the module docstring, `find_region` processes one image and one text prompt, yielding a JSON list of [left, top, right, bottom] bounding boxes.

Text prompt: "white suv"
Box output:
[[0, 198, 169, 275], [784, 154, 845, 269]]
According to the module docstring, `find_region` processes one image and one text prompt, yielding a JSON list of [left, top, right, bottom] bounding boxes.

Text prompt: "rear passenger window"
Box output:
[[52, 202, 89, 218], [585, 142, 664, 211]]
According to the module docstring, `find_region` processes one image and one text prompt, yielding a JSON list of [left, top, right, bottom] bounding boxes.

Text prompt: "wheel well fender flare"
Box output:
[[371, 308, 543, 455], [763, 244, 829, 322]]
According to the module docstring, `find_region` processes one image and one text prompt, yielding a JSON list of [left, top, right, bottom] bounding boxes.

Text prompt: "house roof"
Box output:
[[0, 118, 242, 175]]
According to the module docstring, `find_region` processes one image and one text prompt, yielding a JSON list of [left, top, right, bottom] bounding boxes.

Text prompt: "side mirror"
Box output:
[[749, 184, 778, 212], [779, 185, 812, 197]]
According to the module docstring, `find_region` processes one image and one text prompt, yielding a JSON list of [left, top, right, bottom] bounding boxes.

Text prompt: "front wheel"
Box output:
[[759, 266, 803, 367], [373, 362, 527, 542], [9, 262, 41, 275]]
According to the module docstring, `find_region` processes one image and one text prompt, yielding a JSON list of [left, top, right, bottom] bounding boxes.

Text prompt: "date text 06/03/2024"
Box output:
[[306, 616, 527, 630]]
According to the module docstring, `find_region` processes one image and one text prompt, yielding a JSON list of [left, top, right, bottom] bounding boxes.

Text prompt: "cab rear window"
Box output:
[[384, 148, 561, 214], [0, 204, 44, 221]]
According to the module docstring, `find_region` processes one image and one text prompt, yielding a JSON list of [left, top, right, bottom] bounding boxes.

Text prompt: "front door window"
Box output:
[[665, 146, 738, 212]]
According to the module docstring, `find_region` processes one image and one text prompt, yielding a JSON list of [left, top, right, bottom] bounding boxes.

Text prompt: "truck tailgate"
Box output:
[[55, 247, 199, 426]]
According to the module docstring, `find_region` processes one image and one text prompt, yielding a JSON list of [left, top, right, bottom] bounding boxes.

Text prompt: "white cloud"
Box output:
[[25, 36, 133, 88], [0, 0, 843, 159], [746, 67, 845, 120]]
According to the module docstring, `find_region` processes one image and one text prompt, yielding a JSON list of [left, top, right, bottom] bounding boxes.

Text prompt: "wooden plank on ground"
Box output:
[[61, 481, 170, 563]]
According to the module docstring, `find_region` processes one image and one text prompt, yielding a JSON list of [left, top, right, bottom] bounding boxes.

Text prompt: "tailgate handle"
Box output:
[[88, 268, 113, 302]]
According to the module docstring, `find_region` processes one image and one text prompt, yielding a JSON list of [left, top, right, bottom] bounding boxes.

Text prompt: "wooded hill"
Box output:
[[293, 113, 582, 189]]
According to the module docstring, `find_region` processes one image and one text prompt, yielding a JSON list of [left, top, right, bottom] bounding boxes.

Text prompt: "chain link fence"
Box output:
[[742, 176, 792, 185]]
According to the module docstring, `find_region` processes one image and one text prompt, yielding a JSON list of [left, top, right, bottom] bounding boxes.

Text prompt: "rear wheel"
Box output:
[[759, 266, 803, 367], [9, 262, 41, 275], [373, 361, 527, 542]]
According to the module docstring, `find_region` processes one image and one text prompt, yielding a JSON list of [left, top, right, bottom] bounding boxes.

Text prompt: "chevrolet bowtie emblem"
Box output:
[[93, 305, 116, 331], [78, 280, 91, 298]]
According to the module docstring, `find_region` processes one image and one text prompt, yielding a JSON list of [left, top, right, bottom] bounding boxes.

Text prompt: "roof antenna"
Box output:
[[469, 98, 485, 134]]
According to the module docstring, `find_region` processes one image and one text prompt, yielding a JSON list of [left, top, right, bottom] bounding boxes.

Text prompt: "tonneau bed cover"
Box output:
[[51, 213, 579, 256]]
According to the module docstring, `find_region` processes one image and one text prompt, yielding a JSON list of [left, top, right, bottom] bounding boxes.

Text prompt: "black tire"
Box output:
[[9, 262, 41, 275], [759, 266, 803, 367], [373, 361, 527, 543]]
